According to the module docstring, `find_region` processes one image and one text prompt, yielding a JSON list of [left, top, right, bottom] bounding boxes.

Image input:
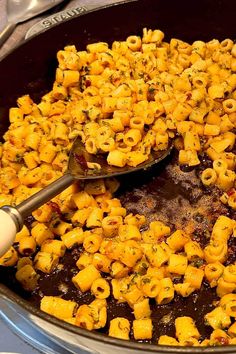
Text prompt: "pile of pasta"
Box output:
[[0, 28, 236, 346]]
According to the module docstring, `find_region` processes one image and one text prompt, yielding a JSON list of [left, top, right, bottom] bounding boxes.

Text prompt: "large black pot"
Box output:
[[0, 1, 235, 353]]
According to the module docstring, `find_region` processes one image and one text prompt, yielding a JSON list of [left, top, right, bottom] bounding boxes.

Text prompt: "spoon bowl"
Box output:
[[69, 136, 173, 179]]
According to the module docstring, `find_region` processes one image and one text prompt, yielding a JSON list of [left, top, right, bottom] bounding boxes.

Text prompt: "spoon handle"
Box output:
[[0, 209, 17, 256], [17, 173, 74, 220], [0, 173, 74, 256], [0, 22, 16, 47]]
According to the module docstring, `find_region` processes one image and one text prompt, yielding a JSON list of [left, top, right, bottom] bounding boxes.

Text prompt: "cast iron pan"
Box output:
[[0, 0, 236, 352]]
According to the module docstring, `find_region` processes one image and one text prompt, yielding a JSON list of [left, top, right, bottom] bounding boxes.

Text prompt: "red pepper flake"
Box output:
[[227, 188, 235, 196], [85, 80, 91, 87], [48, 201, 62, 216], [186, 92, 192, 100], [74, 153, 88, 171], [215, 337, 229, 345], [108, 220, 118, 226]]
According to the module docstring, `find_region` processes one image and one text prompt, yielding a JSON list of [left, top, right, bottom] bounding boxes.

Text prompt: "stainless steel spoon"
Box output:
[[0, 137, 172, 256], [0, 0, 66, 47]]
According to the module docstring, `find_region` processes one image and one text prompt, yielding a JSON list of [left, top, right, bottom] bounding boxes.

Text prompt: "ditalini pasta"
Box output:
[[0, 28, 236, 346]]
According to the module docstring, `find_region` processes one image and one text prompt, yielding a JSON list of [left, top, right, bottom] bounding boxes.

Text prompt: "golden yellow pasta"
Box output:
[[34, 251, 59, 273], [1, 26, 236, 348], [133, 298, 151, 320], [41, 296, 78, 320], [109, 317, 130, 340], [175, 316, 200, 342], [91, 278, 110, 299], [72, 264, 101, 292], [15, 264, 39, 291], [133, 318, 153, 340], [205, 307, 231, 330]]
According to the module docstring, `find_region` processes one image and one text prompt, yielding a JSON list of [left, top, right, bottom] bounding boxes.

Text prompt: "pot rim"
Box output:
[[0, 0, 136, 63], [1, 283, 235, 353]]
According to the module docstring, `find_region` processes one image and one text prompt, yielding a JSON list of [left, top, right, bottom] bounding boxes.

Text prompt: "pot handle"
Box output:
[[25, 0, 132, 39], [0, 22, 16, 47]]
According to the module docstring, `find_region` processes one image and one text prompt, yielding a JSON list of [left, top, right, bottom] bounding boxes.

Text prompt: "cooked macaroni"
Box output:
[[0, 28, 236, 347]]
